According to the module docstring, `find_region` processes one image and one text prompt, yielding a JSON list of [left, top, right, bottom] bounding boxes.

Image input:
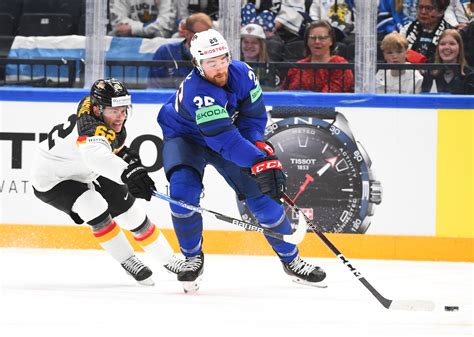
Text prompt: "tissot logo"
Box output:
[[290, 158, 317, 165]]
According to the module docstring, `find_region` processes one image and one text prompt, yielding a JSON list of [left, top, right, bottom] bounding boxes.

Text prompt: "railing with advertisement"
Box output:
[[0, 88, 473, 262]]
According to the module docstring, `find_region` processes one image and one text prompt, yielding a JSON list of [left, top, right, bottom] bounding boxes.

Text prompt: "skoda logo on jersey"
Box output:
[[195, 105, 229, 124]]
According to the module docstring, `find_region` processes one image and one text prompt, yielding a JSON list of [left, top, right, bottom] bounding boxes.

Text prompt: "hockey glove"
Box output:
[[121, 162, 156, 201], [116, 146, 141, 165], [255, 140, 275, 156], [251, 155, 286, 204]]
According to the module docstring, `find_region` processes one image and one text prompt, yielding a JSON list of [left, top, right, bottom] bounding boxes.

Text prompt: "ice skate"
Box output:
[[178, 252, 204, 293], [121, 255, 155, 286], [164, 254, 185, 275], [282, 256, 327, 288]]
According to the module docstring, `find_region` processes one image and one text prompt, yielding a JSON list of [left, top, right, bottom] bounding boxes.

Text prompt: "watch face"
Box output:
[[238, 116, 373, 233]]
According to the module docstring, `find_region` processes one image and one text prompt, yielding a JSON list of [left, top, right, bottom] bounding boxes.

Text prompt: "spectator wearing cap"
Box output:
[[281, 20, 354, 93], [148, 13, 212, 88], [241, 23, 281, 90]]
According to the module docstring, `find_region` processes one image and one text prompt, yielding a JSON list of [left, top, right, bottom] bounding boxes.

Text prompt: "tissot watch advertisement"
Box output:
[[238, 109, 382, 234]]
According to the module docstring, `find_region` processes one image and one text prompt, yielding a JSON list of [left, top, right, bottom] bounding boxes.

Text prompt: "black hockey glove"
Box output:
[[121, 162, 156, 201], [116, 146, 140, 164], [251, 154, 286, 203]]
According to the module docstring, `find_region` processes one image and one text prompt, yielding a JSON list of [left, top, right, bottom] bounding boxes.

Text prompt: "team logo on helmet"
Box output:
[[96, 80, 106, 89], [112, 82, 123, 93]]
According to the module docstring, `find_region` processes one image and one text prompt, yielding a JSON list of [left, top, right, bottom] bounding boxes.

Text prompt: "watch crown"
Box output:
[[369, 180, 382, 205]]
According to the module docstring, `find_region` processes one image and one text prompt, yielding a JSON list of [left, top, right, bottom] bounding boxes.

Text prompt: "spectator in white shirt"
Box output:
[[110, 0, 176, 38], [376, 32, 423, 94]]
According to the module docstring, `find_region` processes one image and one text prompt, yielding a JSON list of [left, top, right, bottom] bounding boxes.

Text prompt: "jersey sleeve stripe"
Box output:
[[76, 135, 88, 145]]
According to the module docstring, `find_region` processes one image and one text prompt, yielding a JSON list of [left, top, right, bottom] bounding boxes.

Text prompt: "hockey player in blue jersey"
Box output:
[[157, 29, 327, 292]]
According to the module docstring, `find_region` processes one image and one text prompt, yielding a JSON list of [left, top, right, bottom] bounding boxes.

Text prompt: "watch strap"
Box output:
[[270, 106, 337, 119]]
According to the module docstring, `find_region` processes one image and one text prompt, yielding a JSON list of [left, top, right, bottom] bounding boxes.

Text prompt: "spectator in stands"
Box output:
[[421, 29, 473, 94], [376, 32, 423, 94], [309, 0, 355, 42], [176, 0, 220, 22], [110, 0, 176, 38], [273, 1, 312, 42], [377, 0, 416, 38], [241, 1, 281, 39], [281, 20, 353, 92], [240, 23, 281, 89], [148, 13, 212, 88], [460, 20, 474, 66], [444, 0, 473, 29], [175, 0, 219, 37], [400, 0, 452, 62]]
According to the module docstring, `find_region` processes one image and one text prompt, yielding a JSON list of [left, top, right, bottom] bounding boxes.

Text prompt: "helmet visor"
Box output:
[[201, 54, 230, 72]]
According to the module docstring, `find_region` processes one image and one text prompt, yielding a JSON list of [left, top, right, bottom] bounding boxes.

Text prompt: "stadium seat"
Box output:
[[0, 0, 23, 21], [18, 13, 74, 36], [283, 40, 306, 62], [266, 38, 285, 62], [344, 42, 384, 62], [346, 42, 355, 62], [0, 35, 15, 58], [23, 0, 84, 33], [335, 42, 348, 60], [0, 13, 16, 36], [0, 35, 15, 83], [78, 14, 85, 35]]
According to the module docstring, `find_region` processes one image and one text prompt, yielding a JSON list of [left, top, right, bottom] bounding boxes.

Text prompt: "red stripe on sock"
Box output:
[[134, 223, 156, 242], [93, 221, 117, 237]]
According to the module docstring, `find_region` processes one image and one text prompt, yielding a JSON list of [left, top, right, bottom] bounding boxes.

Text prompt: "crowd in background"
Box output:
[[122, 0, 473, 94], [1, 0, 473, 94]]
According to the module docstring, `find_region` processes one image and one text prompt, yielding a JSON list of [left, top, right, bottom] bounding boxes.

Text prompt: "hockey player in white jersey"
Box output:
[[31, 78, 183, 285]]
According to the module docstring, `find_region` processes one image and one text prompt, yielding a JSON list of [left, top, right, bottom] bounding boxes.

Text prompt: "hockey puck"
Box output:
[[444, 306, 459, 311]]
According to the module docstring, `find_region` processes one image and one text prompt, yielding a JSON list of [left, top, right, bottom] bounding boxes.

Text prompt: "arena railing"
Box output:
[[0, 58, 460, 93], [0, 58, 77, 87]]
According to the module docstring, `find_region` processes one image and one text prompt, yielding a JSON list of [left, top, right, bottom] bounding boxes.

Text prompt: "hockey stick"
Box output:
[[281, 192, 435, 311], [151, 190, 307, 245]]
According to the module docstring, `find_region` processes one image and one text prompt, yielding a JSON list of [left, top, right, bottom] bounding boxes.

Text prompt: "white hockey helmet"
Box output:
[[190, 29, 230, 77]]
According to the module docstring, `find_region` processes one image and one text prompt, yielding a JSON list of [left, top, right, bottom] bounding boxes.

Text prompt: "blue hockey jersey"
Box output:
[[158, 60, 267, 168]]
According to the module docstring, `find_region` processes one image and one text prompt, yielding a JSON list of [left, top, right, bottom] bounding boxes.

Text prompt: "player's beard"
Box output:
[[210, 71, 228, 87]]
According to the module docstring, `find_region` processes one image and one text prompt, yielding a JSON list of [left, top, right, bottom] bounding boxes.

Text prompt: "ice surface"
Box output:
[[0, 249, 472, 337]]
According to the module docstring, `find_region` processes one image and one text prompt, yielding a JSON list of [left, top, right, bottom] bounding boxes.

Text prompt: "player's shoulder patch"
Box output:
[[77, 96, 92, 117], [76, 135, 110, 148], [229, 60, 262, 102]]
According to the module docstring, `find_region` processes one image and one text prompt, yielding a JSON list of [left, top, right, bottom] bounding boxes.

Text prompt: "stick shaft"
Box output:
[[151, 191, 304, 244]]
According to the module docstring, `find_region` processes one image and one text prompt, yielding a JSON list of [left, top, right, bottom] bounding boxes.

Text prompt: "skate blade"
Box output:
[[137, 277, 155, 286], [291, 277, 327, 288], [182, 277, 202, 294]]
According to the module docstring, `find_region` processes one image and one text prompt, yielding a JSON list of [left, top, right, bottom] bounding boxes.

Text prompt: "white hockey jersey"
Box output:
[[31, 97, 128, 192]]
